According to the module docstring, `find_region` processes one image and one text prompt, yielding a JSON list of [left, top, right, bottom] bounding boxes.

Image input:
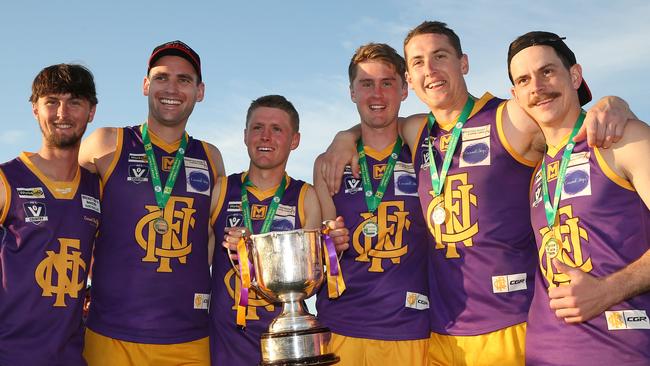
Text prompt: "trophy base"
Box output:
[[260, 327, 339, 366]]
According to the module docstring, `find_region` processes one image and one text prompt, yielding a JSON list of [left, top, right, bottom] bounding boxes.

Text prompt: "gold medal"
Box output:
[[362, 221, 378, 238], [545, 236, 561, 258], [153, 217, 169, 235], [432, 205, 446, 225]]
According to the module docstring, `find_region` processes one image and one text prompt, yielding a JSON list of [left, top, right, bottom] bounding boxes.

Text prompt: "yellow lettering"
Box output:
[[34, 238, 87, 307]]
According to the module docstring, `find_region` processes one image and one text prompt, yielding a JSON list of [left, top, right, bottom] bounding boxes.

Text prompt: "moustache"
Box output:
[[528, 92, 561, 108]]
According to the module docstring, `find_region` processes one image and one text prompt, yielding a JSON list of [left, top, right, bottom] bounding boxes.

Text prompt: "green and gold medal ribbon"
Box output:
[[141, 123, 187, 223], [235, 173, 287, 327], [426, 96, 475, 197], [540, 111, 586, 230], [357, 136, 403, 213]]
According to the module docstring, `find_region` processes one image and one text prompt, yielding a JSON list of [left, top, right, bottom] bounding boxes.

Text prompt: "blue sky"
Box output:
[[3, 0, 648, 182]]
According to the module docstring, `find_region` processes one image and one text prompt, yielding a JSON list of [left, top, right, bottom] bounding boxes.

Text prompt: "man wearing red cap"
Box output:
[[80, 40, 224, 365], [509, 31, 650, 366]]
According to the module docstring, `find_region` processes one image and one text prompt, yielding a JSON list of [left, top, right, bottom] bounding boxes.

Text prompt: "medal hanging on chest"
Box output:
[[357, 137, 402, 239], [426, 96, 475, 226], [539, 111, 586, 259], [142, 123, 188, 235]]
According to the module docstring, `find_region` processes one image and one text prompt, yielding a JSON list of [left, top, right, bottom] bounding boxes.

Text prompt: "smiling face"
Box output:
[[143, 55, 204, 129], [245, 106, 300, 171], [350, 60, 407, 131], [510, 45, 582, 129], [32, 93, 95, 149], [405, 33, 469, 114]]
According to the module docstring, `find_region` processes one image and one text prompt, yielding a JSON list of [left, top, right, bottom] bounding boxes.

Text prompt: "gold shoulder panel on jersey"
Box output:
[[210, 176, 229, 225], [102, 127, 124, 190], [594, 147, 634, 191], [496, 101, 537, 168], [410, 114, 429, 164], [19, 152, 80, 200], [200, 140, 219, 180], [297, 181, 310, 226], [0, 168, 11, 224]]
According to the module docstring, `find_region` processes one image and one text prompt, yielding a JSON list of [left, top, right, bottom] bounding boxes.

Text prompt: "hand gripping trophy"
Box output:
[[231, 221, 346, 365]]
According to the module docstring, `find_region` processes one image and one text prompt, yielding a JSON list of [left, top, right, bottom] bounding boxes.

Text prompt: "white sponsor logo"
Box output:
[[184, 157, 209, 170], [405, 292, 429, 310], [276, 204, 296, 217], [461, 125, 491, 140], [24, 202, 48, 224], [194, 293, 210, 310], [492, 273, 527, 293], [17, 187, 45, 199], [128, 153, 148, 163], [81, 194, 101, 213], [227, 201, 242, 212], [606, 310, 650, 330]]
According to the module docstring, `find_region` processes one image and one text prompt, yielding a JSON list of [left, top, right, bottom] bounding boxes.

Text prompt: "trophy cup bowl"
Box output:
[[248, 228, 339, 366]]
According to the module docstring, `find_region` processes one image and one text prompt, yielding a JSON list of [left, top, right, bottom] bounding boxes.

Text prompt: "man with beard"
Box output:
[[0, 64, 101, 365], [79, 41, 224, 365]]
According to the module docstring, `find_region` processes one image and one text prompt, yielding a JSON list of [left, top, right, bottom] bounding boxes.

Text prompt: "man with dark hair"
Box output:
[[323, 21, 635, 365], [313, 43, 430, 365], [0, 63, 100, 365], [509, 31, 650, 365], [79, 40, 224, 365], [210, 94, 348, 365]]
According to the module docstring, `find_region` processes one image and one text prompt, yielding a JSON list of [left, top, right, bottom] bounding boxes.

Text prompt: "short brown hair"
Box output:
[[348, 43, 406, 85], [30, 64, 98, 105], [403, 21, 463, 60], [246, 95, 300, 132]]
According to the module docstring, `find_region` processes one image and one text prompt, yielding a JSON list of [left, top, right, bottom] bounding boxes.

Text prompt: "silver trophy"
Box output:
[[235, 228, 340, 365]]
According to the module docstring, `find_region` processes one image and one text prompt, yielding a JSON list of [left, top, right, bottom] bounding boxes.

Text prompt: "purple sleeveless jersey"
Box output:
[[210, 173, 307, 365], [413, 93, 538, 335], [86, 126, 216, 344], [0, 153, 100, 366], [527, 138, 650, 365], [316, 142, 431, 340]]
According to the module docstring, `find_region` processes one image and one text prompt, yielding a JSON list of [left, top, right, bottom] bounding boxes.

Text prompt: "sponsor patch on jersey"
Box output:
[[227, 201, 242, 212], [128, 153, 148, 163], [186, 168, 211, 196], [277, 204, 296, 217], [344, 176, 363, 195], [81, 194, 101, 213], [405, 291, 429, 310], [23, 201, 48, 225], [127, 164, 149, 183], [17, 187, 45, 199], [460, 138, 491, 168], [184, 157, 209, 170], [492, 273, 527, 293], [568, 151, 590, 167], [270, 218, 296, 231], [562, 163, 591, 200], [394, 161, 418, 196], [532, 185, 543, 208], [226, 214, 243, 228], [193, 293, 210, 310], [606, 310, 650, 330], [461, 125, 491, 140], [419, 137, 435, 170]]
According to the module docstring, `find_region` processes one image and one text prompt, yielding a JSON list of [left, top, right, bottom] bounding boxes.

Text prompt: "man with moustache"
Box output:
[[509, 31, 650, 365], [0, 64, 101, 365], [79, 41, 224, 365], [322, 21, 635, 365]]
